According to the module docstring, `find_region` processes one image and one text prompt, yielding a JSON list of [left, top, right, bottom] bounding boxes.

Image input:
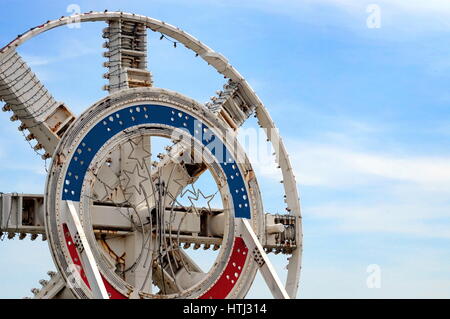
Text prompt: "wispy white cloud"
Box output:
[[292, 142, 450, 189], [20, 55, 51, 67], [185, 0, 450, 33], [298, 245, 450, 298], [249, 135, 450, 190], [308, 201, 450, 238], [292, 137, 450, 238], [21, 38, 101, 67], [252, 0, 450, 20], [243, 115, 450, 239]]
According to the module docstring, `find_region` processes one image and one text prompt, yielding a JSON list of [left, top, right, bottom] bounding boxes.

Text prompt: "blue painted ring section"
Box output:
[[61, 104, 251, 219]]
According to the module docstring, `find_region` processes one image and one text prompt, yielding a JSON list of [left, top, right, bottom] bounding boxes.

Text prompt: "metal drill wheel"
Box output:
[[0, 11, 302, 299]]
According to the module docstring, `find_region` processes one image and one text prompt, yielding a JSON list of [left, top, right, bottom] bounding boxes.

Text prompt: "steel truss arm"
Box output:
[[0, 50, 75, 158]]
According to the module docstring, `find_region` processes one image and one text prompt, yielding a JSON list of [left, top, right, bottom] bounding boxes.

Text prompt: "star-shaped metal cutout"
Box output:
[[179, 183, 217, 215], [121, 164, 149, 197], [127, 136, 151, 170], [92, 173, 116, 202]]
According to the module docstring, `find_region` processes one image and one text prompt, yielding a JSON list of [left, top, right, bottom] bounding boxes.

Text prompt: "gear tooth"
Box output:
[[2, 104, 11, 112], [39, 279, 48, 287], [33, 143, 43, 151], [31, 288, 40, 295]]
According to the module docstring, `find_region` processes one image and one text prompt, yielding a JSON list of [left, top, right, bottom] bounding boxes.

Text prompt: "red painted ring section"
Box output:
[[199, 237, 249, 299], [63, 224, 249, 299], [62, 223, 127, 299]]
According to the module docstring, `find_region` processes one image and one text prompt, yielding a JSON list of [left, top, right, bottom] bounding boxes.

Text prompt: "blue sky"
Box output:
[[1, 0, 450, 298]]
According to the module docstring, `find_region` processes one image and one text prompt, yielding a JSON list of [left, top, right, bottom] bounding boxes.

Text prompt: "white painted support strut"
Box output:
[[239, 219, 290, 299], [66, 200, 109, 299]]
